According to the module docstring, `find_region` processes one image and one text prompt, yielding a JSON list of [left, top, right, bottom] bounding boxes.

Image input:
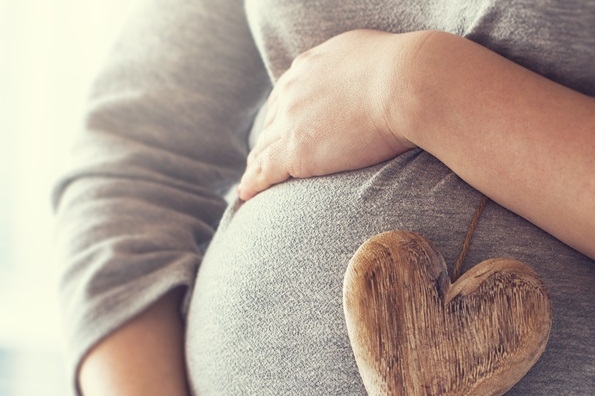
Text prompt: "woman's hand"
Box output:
[[238, 30, 423, 200], [238, 28, 595, 259]]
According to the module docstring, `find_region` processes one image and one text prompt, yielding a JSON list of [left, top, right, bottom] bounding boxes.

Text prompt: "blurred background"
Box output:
[[0, 0, 134, 394]]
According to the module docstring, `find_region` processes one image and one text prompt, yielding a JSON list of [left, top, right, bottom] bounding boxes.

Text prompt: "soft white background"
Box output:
[[0, 0, 135, 394]]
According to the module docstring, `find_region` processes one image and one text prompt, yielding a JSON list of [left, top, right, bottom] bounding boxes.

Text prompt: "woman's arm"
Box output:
[[239, 29, 595, 259], [79, 289, 189, 396], [392, 31, 595, 259]]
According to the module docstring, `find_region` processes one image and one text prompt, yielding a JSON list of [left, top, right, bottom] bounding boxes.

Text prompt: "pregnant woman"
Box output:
[[53, 0, 594, 395]]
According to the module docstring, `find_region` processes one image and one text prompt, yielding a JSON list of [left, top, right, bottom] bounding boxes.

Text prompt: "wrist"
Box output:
[[382, 30, 456, 151]]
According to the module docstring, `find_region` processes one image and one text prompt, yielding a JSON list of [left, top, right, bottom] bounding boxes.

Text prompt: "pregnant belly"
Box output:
[[184, 150, 584, 396]]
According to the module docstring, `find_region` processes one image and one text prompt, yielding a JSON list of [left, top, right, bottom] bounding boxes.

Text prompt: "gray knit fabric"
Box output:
[[52, 0, 595, 395]]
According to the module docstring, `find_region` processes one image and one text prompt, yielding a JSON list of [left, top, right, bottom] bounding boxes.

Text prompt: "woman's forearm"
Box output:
[[79, 288, 190, 396], [395, 31, 595, 259]]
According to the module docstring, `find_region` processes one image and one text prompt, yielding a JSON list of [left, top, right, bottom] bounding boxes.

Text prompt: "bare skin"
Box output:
[[78, 288, 190, 396], [239, 29, 595, 260]]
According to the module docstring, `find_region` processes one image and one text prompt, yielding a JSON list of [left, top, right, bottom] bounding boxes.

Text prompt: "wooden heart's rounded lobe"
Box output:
[[343, 231, 552, 396]]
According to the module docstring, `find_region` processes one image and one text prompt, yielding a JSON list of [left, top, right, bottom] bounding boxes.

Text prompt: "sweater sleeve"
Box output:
[[51, 0, 270, 390]]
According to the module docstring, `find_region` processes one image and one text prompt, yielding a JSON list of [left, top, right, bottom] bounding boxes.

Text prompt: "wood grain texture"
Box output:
[[343, 231, 552, 396]]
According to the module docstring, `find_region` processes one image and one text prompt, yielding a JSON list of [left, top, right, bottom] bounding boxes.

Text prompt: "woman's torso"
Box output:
[[186, 1, 595, 395]]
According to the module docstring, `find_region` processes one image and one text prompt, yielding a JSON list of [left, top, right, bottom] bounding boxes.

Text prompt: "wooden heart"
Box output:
[[343, 231, 552, 396]]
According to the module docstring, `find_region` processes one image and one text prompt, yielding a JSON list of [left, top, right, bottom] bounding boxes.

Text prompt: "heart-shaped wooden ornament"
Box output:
[[344, 231, 552, 396]]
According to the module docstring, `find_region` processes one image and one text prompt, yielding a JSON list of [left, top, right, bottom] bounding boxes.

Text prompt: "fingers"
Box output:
[[263, 91, 278, 129], [247, 101, 282, 166], [243, 85, 283, 191], [238, 140, 291, 201], [238, 70, 295, 200]]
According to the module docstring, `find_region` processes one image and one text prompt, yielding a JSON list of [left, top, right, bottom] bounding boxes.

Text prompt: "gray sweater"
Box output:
[[53, 0, 595, 395]]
